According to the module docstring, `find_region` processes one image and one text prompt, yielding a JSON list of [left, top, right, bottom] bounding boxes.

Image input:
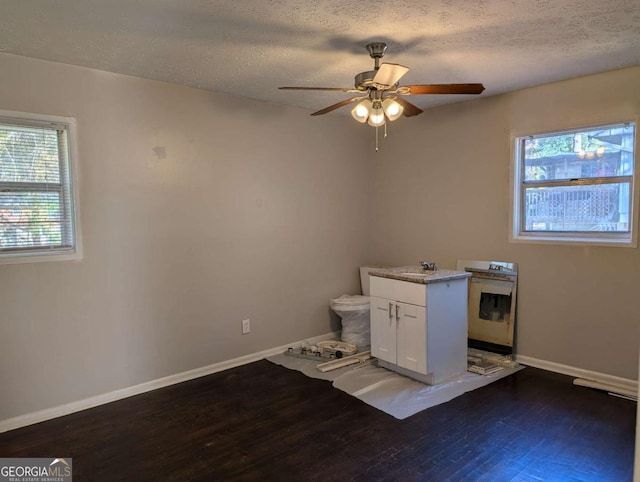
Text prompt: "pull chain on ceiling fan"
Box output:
[[279, 42, 485, 150]]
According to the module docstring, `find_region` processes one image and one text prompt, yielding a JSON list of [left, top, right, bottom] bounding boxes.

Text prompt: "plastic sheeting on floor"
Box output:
[[266, 353, 522, 419]]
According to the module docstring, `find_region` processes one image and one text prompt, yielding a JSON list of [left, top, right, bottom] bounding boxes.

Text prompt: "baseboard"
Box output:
[[516, 354, 638, 395], [0, 331, 340, 434]]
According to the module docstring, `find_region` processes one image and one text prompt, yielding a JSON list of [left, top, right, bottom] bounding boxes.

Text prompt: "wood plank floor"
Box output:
[[0, 360, 636, 481]]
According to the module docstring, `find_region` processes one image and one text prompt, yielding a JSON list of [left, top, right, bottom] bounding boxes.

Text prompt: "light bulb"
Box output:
[[367, 102, 385, 126], [382, 98, 404, 121], [596, 146, 605, 157], [351, 100, 370, 123], [386, 102, 400, 116]]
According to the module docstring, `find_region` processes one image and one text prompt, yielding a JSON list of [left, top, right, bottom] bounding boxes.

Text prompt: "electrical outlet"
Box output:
[[241, 319, 251, 335]]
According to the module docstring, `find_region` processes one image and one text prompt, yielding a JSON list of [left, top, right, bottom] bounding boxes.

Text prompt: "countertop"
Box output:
[[368, 266, 472, 284]]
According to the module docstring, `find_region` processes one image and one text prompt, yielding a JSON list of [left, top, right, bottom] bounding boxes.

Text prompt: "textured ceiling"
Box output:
[[1, 1, 639, 115]]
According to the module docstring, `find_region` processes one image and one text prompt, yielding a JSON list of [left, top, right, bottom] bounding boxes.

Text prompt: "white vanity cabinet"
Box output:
[[370, 274, 468, 385]]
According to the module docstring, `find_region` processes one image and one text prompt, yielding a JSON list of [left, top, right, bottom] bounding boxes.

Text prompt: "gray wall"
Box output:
[[0, 53, 638, 423], [0, 54, 371, 420], [371, 66, 640, 380]]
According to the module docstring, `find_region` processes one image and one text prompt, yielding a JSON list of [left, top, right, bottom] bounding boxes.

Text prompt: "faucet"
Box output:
[[420, 261, 438, 271]]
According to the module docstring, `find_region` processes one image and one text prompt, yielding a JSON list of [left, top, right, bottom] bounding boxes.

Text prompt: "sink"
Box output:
[[399, 272, 429, 276]]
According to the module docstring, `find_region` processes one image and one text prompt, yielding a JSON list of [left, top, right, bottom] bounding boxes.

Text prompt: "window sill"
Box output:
[[509, 234, 637, 248], [0, 249, 83, 265]]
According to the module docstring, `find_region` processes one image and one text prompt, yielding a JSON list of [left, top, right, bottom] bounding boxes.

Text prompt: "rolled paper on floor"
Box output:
[[316, 351, 372, 372]]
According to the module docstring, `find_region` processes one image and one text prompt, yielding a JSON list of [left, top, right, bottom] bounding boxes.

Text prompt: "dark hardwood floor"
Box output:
[[0, 360, 636, 481]]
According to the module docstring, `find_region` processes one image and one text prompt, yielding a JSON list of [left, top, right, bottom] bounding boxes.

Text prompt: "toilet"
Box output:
[[329, 266, 381, 349]]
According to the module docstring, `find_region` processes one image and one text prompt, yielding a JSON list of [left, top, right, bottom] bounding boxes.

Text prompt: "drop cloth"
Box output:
[[266, 353, 521, 419]]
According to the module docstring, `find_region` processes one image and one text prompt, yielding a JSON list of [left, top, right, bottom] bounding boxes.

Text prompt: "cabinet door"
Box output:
[[370, 296, 397, 364], [396, 302, 427, 374]]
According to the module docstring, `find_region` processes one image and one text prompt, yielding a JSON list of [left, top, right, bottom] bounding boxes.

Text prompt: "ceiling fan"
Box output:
[[279, 42, 485, 129]]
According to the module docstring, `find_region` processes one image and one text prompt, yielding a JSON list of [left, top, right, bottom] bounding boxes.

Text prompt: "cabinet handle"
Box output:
[[395, 303, 400, 321], [388, 302, 393, 319]]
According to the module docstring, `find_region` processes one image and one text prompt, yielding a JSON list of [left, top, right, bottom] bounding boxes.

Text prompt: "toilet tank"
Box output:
[[360, 266, 387, 296]]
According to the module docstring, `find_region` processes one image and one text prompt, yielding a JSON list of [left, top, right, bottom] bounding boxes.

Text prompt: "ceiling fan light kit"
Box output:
[[279, 42, 485, 150]]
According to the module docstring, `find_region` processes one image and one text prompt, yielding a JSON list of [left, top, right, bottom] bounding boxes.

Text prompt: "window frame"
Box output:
[[509, 119, 639, 247], [0, 110, 82, 264]]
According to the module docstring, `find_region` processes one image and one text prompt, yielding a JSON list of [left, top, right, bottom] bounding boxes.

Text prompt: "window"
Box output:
[[0, 112, 81, 263], [511, 121, 637, 246]]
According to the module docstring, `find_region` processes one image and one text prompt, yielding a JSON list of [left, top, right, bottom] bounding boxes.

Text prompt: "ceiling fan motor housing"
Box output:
[[354, 70, 378, 91]]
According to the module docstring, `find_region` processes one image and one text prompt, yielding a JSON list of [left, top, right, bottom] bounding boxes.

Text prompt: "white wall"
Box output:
[[372, 66, 640, 380], [0, 53, 371, 420]]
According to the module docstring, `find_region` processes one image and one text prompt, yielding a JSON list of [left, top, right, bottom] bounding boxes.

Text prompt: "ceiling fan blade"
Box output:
[[373, 63, 410, 87], [279, 86, 351, 92], [311, 97, 364, 116], [404, 83, 485, 95], [393, 97, 424, 117]]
